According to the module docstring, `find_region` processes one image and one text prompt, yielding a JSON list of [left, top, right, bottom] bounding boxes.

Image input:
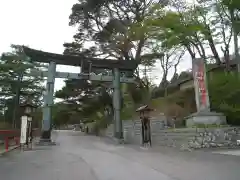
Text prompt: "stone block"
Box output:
[[186, 111, 226, 127]]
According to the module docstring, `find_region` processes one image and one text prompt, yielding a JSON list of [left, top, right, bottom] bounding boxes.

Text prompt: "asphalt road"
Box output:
[[0, 130, 240, 180]]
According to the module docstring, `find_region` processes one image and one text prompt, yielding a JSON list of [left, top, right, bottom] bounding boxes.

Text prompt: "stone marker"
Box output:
[[186, 58, 226, 127]]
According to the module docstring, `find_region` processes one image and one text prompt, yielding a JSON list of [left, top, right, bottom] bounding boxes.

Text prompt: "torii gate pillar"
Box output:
[[39, 61, 56, 143], [113, 68, 123, 139]]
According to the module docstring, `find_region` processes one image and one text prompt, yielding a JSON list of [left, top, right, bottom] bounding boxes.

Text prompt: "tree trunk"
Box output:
[[205, 26, 221, 65], [230, 9, 240, 72]]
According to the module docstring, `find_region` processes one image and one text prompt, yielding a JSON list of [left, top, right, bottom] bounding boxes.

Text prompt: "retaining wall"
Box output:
[[104, 119, 240, 150]]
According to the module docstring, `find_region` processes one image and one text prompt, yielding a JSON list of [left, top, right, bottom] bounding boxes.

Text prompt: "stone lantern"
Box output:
[[19, 100, 37, 147], [136, 105, 154, 147]]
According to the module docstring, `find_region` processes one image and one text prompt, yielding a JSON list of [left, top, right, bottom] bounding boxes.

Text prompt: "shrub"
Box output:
[[208, 72, 240, 125]]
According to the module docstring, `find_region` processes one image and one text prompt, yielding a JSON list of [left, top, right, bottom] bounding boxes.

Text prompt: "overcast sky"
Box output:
[[0, 0, 191, 91]]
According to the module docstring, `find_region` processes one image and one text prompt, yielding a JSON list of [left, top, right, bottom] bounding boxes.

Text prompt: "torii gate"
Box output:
[[23, 47, 138, 144]]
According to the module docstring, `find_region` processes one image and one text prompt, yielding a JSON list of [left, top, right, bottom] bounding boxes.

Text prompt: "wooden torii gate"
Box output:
[[23, 47, 138, 144]]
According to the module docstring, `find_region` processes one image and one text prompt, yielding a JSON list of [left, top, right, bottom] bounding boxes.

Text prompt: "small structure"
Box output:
[[136, 105, 154, 146], [19, 100, 37, 148]]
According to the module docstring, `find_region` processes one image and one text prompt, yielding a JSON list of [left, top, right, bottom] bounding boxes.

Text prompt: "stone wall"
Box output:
[[185, 127, 240, 150], [104, 119, 240, 151], [152, 127, 240, 151], [105, 117, 166, 144]]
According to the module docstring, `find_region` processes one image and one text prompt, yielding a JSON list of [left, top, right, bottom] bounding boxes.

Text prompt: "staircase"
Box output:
[[105, 117, 166, 144]]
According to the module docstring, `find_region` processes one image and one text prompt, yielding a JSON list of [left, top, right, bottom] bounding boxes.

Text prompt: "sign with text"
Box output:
[[192, 58, 210, 112], [20, 116, 28, 144]]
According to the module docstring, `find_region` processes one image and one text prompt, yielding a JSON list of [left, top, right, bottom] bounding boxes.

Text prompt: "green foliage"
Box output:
[[209, 72, 240, 125], [222, 0, 240, 10], [0, 45, 44, 127], [0, 45, 45, 102], [69, 0, 154, 60], [151, 71, 240, 126], [67, 0, 172, 106], [52, 104, 70, 127], [57, 0, 240, 127], [54, 78, 114, 127], [0, 45, 45, 127]]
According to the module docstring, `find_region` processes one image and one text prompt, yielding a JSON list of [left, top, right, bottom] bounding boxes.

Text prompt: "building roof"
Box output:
[[23, 46, 138, 71], [136, 105, 154, 112]]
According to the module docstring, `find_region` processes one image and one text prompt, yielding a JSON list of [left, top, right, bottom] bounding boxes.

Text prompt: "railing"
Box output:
[[0, 130, 20, 152]]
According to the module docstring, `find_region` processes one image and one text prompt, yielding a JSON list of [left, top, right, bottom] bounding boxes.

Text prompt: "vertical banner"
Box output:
[[20, 116, 28, 144], [192, 58, 210, 112]]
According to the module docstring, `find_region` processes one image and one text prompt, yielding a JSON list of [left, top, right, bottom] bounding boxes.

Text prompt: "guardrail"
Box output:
[[0, 130, 20, 152]]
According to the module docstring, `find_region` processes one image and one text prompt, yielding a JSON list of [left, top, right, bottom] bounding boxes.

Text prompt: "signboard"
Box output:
[[20, 116, 28, 144], [192, 58, 210, 112]]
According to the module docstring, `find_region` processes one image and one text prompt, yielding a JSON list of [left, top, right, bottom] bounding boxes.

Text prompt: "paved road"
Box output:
[[0, 130, 240, 180]]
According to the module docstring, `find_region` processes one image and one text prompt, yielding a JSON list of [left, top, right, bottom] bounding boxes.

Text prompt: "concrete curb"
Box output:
[[0, 145, 20, 156]]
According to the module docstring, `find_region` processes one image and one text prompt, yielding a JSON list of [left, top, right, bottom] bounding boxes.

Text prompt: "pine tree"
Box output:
[[0, 45, 45, 128]]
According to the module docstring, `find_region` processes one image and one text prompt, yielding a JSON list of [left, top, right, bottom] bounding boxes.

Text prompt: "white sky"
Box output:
[[0, 0, 192, 91]]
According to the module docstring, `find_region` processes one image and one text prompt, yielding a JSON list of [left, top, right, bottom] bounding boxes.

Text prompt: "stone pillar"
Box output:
[[40, 61, 56, 143], [113, 68, 123, 139], [192, 58, 210, 112], [186, 58, 226, 127]]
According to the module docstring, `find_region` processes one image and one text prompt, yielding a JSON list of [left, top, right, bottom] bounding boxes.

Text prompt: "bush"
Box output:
[[209, 72, 240, 125]]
